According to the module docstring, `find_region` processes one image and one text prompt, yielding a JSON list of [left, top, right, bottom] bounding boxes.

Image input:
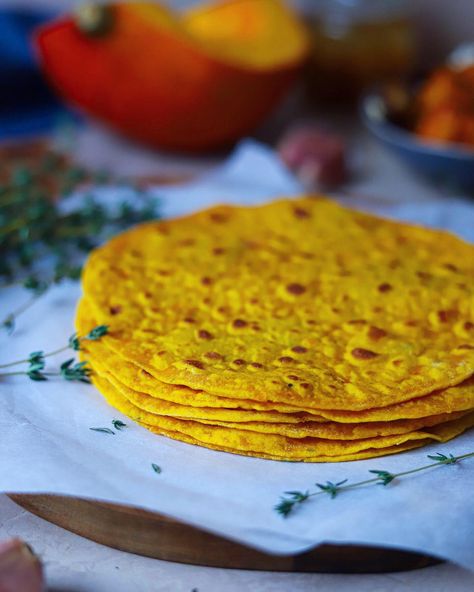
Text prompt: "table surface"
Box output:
[[2, 493, 474, 591], [2, 120, 474, 590]]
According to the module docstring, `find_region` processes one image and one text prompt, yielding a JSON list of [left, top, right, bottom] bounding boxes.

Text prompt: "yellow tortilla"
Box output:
[[98, 366, 466, 440], [77, 298, 474, 423], [80, 197, 474, 411], [140, 423, 429, 462], [92, 373, 474, 461]]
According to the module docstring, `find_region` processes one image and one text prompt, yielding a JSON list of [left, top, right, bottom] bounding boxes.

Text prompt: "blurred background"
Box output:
[[2, 0, 473, 65], [0, 0, 473, 190]]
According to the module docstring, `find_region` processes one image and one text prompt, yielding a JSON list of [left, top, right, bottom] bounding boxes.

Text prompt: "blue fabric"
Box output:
[[0, 10, 39, 70], [0, 8, 73, 139]]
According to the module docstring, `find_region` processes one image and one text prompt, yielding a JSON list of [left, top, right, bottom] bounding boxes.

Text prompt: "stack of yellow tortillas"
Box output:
[[76, 197, 474, 462]]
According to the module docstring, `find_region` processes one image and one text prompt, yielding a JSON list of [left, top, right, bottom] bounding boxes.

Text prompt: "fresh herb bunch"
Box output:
[[274, 451, 474, 517], [1, 148, 160, 331]]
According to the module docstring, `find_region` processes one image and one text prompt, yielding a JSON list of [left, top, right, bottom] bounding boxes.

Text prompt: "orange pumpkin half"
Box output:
[[35, 0, 309, 152]]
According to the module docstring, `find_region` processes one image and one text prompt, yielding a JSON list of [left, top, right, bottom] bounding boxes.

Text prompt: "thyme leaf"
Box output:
[[112, 419, 127, 431], [90, 427, 115, 435], [2, 314, 14, 334], [60, 359, 91, 383], [316, 479, 348, 499], [368, 470, 395, 486]]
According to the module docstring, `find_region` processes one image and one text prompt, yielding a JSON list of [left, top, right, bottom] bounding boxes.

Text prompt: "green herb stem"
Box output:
[[275, 451, 474, 517], [1, 145, 160, 333], [0, 345, 69, 370], [90, 427, 115, 435], [0, 371, 57, 377], [0, 325, 108, 370], [1, 292, 42, 327]]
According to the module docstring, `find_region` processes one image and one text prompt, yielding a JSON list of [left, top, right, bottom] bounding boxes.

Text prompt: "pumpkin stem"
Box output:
[[74, 2, 115, 37]]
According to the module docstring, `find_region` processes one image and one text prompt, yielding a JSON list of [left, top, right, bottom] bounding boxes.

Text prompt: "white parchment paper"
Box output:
[[1, 141, 474, 568]]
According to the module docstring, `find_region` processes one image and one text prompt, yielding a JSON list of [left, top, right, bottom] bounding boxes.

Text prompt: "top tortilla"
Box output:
[[81, 197, 474, 411]]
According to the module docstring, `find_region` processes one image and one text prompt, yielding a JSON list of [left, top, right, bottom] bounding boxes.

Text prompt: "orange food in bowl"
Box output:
[[415, 65, 474, 148], [35, 0, 309, 152]]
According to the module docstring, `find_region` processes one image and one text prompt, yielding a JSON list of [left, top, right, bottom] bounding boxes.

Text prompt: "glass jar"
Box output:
[[304, 0, 416, 102]]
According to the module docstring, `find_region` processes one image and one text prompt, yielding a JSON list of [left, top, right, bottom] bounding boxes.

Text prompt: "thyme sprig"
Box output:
[[2, 360, 91, 383], [89, 419, 127, 435], [1, 267, 82, 333], [1, 147, 160, 332], [0, 325, 108, 382], [275, 451, 474, 517], [90, 427, 115, 435], [112, 419, 127, 431], [0, 325, 108, 371]]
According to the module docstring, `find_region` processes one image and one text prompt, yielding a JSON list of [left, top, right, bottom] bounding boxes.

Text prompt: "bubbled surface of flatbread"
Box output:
[[77, 299, 474, 422], [77, 299, 323, 419], [80, 197, 474, 411]]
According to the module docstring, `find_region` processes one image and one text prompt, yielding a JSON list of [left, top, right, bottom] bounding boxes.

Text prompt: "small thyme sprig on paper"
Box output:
[[0, 325, 108, 369], [112, 419, 127, 431], [90, 427, 115, 435], [151, 463, 162, 474], [89, 419, 127, 435], [0, 359, 92, 383], [0, 325, 108, 382], [274, 451, 474, 518]]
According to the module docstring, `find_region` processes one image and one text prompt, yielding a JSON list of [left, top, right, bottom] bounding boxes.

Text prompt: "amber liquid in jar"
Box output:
[[306, 1, 416, 102]]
